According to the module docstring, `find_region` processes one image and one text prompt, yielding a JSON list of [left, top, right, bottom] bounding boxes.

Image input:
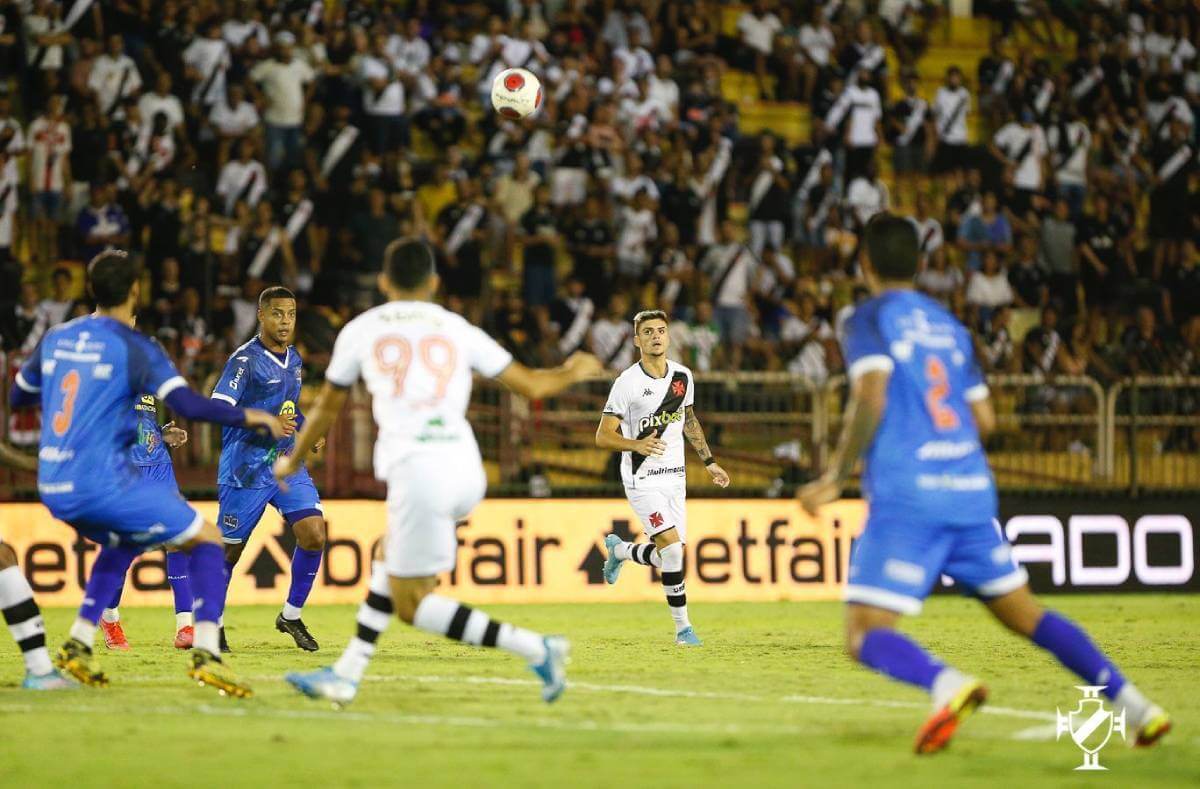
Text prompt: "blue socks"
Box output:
[[1032, 610, 1126, 699], [284, 548, 323, 617], [166, 551, 193, 614], [81, 546, 139, 625], [858, 629, 946, 691], [188, 543, 227, 625]]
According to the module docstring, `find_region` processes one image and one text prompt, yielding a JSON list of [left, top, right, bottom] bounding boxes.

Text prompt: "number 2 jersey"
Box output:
[[602, 359, 695, 491], [841, 289, 997, 525], [211, 335, 305, 488], [323, 300, 514, 480], [15, 315, 187, 496]]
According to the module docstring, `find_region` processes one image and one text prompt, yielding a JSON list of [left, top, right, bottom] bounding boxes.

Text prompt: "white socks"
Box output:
[[1115, 682, 1152, 726], [282, 603, 303, 621], [69, 618, 97, 648], [194, 621, 220, 654], [930, 667, 972, 710], [0, 565, 53, 675], [176, 612, 193, 629], [334, 562, 393, 683], [101, 608, 120, 623], [615, 541, 663, 568], [658, 542, 691, 633], [412, 593, 547, 664]]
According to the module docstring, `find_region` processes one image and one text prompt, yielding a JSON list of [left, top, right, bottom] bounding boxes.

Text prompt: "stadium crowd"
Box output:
[[1, 0, 1199, 405]]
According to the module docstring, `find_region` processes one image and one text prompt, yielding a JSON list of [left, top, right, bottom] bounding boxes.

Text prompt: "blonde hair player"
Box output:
[[277, 238, 602, 706], [595, 309, 730, 646]]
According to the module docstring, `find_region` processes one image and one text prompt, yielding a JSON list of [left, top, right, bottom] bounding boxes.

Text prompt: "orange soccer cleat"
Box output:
[[174, 625, 194, 650], [100, 620, 131, 651], [914, 680, 988, 755]]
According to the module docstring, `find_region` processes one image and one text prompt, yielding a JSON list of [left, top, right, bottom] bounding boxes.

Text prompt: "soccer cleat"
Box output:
[[914, 680, 988, 755], [219, 626, 231, 654], [188, 649, 252, 699], [276, 613, 319, 651], [22, 668, 78, 691], [286, 667, 359, 707], [174, 625, 194, 650], [675, 626, 702, 646], [1133, 706, 1171, 748], [602, 534, 625, 585], [100, 620, 130, 651], [529, 635, 570, 703], [54, 638, 109, 687]]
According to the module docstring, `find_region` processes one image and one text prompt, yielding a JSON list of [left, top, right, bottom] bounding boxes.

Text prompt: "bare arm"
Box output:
[[496, 352, 601, 400], [798, 369, 889, 514], [970, 396, 996, 439], [273, 382, 347, 483], [684, 405, 730, 487]]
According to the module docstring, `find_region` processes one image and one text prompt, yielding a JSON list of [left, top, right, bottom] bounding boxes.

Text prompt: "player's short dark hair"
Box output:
[[864, 213, 919, 281], [258, 285, 296, 309], [87, 249, 139, 308], [633, 309, 668, 333], [383, 237, 436, 290]]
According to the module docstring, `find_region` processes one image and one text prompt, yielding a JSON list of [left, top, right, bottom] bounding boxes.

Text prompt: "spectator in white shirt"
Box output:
[[39, 267, 76, 328], [966, 250, 1016, 325], [738, 0, 783, 99], [359, 32, 406, 153], [990, 107, 1049, 225], [250, 32, 316, 172], [831, 67, 883, 181], [388, 17, 431, 76], [701, 219, 758, 369], [216, 137, 268, 215], [845, 160, 889, 227], [27, 94, 71, 265], [183, 20, 232, 107], [88, 34, 143, 120], [208, 82, 261, 167], [138, 71, 186, 137], [930, 66, 973, 183], [1047, 108, 1092, 219]]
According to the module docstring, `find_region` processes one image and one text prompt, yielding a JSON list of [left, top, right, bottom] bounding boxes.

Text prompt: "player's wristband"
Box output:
[[704, 457, 717, 467]]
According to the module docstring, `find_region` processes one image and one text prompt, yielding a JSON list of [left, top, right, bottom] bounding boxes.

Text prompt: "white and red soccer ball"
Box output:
[[491, 68, 543, 119]]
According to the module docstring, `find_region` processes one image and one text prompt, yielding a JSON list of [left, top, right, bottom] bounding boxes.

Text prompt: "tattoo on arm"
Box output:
[[829, 396, 882, 482], [683, 406, 712, 462]]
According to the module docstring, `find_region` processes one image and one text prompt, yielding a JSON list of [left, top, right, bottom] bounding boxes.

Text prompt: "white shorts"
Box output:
[[625, 486, 687, 542], [383, 449, 487, 578]]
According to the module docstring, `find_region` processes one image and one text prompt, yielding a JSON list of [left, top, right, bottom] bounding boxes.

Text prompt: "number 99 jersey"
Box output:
[[841, 290, 997, 525], [323, 300, 514, 480]]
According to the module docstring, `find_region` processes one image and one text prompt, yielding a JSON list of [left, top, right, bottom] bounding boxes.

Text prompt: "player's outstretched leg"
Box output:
[[275, 515, 324, 652], [99, 578, 131, 651], [604, 536, 661, 585], [183, 522, 251, 698], [55, 544, 142, 686], [658, 542, 700, 646], [846, 604, 987, 755], [985, 586, 1171, 748], [0, 544, 75, 690], [165, 549, 194, 649]]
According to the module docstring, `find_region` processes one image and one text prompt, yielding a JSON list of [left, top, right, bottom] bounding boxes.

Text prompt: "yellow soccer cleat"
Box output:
[[914, 679, 988, 755], [54, 638, 109, 688], [188, 649, 253, 699], [1134, 706, 1172, 748]]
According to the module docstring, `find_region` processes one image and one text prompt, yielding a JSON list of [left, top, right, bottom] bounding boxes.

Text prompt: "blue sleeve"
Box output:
[[127, 332, 187, 400], [14, 336, 44, 399], [164, 387, 247, 428], [211, 352, 248, 406], [841, 305, 894, 382]]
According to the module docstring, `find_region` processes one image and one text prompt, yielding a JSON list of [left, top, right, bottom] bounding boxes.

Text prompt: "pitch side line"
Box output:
[[102, 671, 1057, 726]]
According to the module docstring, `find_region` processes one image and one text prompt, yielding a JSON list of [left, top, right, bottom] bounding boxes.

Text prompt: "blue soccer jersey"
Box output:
[[17, 315, 187, 494], [211, 336, 305, 488], [841, 289, 997, 525], [131, 394, 172, 467]]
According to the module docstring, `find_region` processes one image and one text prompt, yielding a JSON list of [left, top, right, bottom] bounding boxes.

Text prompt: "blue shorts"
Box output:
[[217, 468, 322, 544], [137, 462, 178, 487], [46, 478, 202, 550], [845, 516, 1028, 615]]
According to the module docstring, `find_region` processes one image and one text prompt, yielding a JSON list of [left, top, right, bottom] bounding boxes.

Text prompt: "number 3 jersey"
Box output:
[[602, 359, 695, 491], [323, 300, 514, 480], [211, 336, 305, 488], [841, 289, 996, 525]]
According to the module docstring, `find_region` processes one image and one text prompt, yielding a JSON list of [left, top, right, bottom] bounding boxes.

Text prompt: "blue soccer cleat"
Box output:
[[603, 534, 625, 584], [675, 627, 702, 646], [286, 667, 358, 707], [529, 636, 570, 703], [22, 668, 78, 691]]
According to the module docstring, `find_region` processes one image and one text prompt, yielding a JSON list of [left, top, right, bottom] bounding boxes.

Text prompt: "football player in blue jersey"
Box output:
[[0, 442, 74, 689], [799, 215, 1170, 753], [211, 286, 326, 652], [9, 250, 286, 695], [97, 394, 196, 652]]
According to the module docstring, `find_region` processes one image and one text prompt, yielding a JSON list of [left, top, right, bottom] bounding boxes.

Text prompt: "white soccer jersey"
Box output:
[[325, 300, 514, 479], [602, 360, 695, 491]]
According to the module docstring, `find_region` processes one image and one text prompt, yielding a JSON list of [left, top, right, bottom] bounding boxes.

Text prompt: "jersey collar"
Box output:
[[256, 336, 291, 369], [638, 360, 669, 380]]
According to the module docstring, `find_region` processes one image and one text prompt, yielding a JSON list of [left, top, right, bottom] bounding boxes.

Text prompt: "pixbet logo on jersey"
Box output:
[[638, 410, 683, 432]]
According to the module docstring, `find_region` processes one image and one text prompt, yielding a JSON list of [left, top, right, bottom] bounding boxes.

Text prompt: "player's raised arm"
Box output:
[[496, 351, 603, 400], [275, 380, 346, 483]]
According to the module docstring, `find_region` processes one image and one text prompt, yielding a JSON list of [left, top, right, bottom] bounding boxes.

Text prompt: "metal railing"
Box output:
[[2, 365, 1199, 499]]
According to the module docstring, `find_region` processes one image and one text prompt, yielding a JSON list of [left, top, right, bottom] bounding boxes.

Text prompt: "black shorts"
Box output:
[[931, 142, 972, 174], [892, 142, 927, 175], [1150, 190, 1190, 240], [1006, 186, 1040, 217]]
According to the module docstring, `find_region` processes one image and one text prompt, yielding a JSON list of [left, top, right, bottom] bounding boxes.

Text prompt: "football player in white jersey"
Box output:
[[595, 309, 730, 645], [276, 238, 601, 706]]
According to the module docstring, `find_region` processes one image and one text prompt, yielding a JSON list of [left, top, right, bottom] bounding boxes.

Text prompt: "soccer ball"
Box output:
[[491, 68, 543, 119]]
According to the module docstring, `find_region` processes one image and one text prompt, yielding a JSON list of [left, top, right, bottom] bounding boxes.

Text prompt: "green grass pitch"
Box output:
[[1, 596, 1196, 788]]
